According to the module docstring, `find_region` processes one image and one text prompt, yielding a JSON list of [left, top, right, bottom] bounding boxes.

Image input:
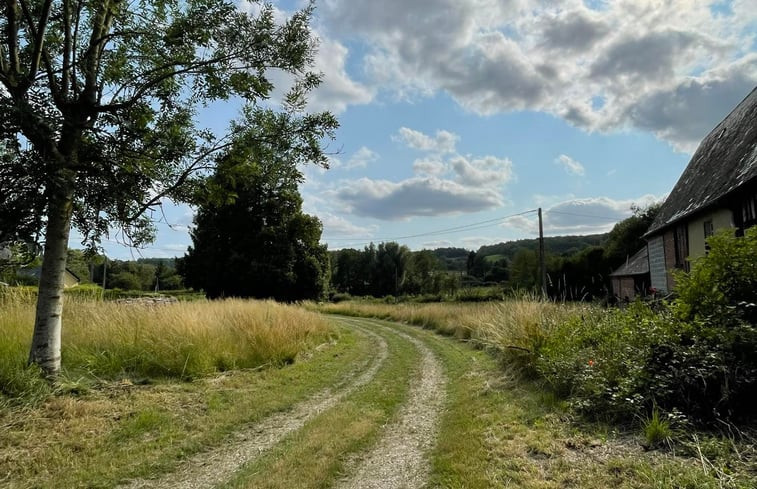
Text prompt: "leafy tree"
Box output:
[[372, 242, 410, 297], [403, 249, 440, 295], [603, 203, 661, 268], [331, 248, 364, 295], [509, 249, 538, 289], [182, 134, 329, 301], [0, 1, 336, 375]]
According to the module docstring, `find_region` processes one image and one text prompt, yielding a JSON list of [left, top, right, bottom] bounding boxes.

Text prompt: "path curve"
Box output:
[[123, 324, 388, 489], [335, 317, 446, 489]]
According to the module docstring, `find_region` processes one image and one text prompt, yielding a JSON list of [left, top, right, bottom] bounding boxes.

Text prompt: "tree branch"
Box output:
[[17, 0, 53, 81], [126, 138, 236, 222], [62, 0, 72, 96], [5, 0, 21, 79]]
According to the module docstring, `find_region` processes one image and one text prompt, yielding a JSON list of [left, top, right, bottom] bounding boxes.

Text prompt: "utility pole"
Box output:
[[538, 208, 546, 298], [102, 255, 107, 291]]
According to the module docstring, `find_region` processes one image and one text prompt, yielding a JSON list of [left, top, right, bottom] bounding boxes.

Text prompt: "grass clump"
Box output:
[[643, 408, 673, 449]]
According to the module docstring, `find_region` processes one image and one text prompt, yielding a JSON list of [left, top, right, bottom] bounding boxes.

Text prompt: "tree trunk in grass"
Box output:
[[28, 184, 74, 377]]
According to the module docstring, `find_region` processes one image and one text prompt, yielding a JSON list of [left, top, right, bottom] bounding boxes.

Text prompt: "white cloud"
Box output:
[[555, 154, 586, 176], [504, 194, 662, 235], [319, 213, 377, 237], [394, 127, 459, 154], [307, 35, 375, 113], [321, 0, 757, 150], [345, 146, 379, 170], [330, 176, 505, 220], [413, 158, 448, 177], [451, 155, 514, 186]]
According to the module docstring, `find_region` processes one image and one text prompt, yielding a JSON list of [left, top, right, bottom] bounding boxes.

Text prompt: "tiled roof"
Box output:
[[610, 247, 649, 277]]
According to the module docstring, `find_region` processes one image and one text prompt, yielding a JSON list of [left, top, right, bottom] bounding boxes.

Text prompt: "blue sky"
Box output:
[[83, 0, 757, 259]]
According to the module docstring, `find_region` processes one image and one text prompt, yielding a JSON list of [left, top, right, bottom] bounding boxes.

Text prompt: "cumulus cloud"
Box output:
[[307, 35, 375, 113], [330, 177, 505, 220], [394, 127, 459, 154], [319, 213, 378, 238], [555, 155, 586, 176], [504, 194, 662, 235], [345, 146, 379, 169], [320, 0, 757, 150], [326, 126, 515, 220], [451, 155, 514, 186], [413, 158, 448, 177]]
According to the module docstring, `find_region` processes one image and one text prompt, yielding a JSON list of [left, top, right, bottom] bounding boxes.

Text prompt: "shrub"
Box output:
[[675, 227, 757, 324], [533, 228, 757, 424]]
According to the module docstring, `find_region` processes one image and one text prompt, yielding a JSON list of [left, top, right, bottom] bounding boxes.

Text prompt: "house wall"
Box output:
[[647, 235, 667, 293], [663, 230, 677, 290], [612, 277, 637, 300], [687, 208, 734, 261], [63, 272, 79, 288]]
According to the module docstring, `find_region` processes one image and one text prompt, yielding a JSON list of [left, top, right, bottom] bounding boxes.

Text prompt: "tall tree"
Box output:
[[0, 0, 337, 375], [182, 131, 329, 301]]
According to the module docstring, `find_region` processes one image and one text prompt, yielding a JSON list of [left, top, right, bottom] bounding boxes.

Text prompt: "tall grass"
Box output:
[[1, 288, 332, 404], [309, 301, 498, 338], [310, 294, 584, 361]]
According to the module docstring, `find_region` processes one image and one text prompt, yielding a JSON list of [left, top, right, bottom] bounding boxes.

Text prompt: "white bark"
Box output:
[[28, 190, 74, 377]]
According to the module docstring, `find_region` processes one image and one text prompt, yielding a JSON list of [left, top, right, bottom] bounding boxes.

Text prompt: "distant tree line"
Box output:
[[330, 243, 460, 298], [463, 204, 661, 299], [328, 204, 660, 301]]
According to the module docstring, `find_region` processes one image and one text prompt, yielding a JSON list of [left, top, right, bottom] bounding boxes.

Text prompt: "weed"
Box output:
[[643, 408, 672, 449]]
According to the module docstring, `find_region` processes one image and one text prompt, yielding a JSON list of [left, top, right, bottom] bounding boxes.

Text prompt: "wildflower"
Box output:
[[588, 359, 595, 367]]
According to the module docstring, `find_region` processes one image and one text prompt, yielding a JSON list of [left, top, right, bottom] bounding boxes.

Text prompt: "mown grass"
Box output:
[[223, 318, 419, 489], [0, 322, 369, 489], [1, 288, 332, 405]]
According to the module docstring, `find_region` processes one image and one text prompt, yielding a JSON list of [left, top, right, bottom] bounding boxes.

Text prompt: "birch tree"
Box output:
[[0, 0, 337, 376]]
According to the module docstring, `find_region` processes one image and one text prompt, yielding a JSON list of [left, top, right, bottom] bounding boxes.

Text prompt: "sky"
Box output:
[[82, 0, 757, 259]]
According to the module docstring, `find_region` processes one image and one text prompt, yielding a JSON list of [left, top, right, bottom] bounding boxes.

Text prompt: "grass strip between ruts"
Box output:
[[222, 317, 420, 489]]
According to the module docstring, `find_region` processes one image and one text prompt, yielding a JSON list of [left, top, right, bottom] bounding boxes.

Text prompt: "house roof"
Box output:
[[19, 267, 81, 282], [646, 86, 757, 236], [610, 247, 649, 277]]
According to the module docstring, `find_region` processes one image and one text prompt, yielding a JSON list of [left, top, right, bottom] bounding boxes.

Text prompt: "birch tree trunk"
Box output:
[[28, 185, 74, 377]]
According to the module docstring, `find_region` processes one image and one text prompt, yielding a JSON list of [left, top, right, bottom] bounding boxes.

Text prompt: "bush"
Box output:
[[533, 228, 757, 424]]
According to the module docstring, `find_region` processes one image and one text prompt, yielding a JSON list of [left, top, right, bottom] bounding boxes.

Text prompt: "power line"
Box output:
[[545, 210, 624, 222], [321, 209, 538, 247]]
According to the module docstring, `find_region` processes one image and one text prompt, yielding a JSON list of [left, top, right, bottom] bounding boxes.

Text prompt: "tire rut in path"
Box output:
[[123, 324, 388, 489], [335, 317, 446, 489]]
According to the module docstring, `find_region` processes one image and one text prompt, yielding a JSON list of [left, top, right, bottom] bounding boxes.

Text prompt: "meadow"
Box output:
[[1, 287, 332, 405]]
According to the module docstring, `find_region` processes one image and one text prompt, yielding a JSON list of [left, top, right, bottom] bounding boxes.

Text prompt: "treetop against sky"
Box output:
[[77, 0, 757, 259]]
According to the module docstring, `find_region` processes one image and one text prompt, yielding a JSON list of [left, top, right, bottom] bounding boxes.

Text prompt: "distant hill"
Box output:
[[475, 234, 606, 261], [431, 247, 470, 271]]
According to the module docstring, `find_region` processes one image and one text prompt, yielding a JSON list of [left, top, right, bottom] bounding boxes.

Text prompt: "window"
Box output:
[[703, 219, 714, 253], [743, 195, 757, 229]]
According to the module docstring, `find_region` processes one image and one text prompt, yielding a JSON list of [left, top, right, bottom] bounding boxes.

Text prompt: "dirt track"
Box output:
[[123, 324, 388, 489]]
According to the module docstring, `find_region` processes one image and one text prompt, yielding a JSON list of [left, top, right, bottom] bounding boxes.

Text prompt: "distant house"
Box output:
[[609, 247, 650, 300], [644, 86, 757, 294], [17, 267, 81, 288]]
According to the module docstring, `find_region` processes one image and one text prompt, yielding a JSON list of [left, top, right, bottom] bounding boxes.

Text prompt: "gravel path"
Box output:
[[335, 318, 446, 489], [123, 324, 388, 489]]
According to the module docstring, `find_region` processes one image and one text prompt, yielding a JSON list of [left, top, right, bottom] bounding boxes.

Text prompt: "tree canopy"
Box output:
[[0, 0, 336, 374], [181, 129, 329, 301]]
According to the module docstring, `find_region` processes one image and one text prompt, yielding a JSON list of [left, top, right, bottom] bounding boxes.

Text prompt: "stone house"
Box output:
[[643, 86, 757, 293]]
